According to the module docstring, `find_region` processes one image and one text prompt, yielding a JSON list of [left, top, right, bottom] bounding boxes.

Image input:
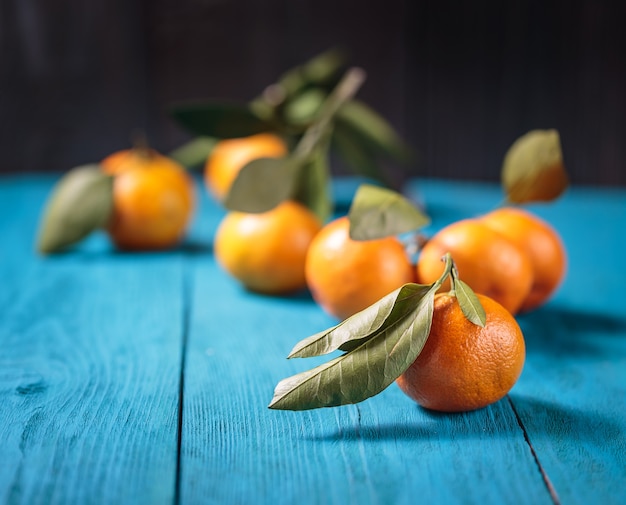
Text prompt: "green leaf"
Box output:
[[170, 102, 275, 139], [289, 283, 434, 358], [502, 129, 569, 204], [337, 100, 413, 163], [452, 278, 486, 327], [331, 122, 391, 186], [268, 290, 435, 410], [292, 136, 333, 223], [223, 157, 302, 213], [348, 184, 430, 241], [277, 48, 346, 98], [37, 165, 114, 254], [283, 88, 327, 126], [169, 136, 217, 169]]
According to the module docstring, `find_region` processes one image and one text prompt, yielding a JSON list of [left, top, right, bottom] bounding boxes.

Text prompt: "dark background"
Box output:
[[1, 0, 624, 185]]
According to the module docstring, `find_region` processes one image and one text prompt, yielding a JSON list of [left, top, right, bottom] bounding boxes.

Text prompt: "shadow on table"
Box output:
[[518, 304, 626, 358], [305, 394, 621, 444]]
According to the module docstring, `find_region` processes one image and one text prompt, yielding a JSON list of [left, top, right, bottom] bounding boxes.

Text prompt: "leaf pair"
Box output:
[[222, 68, 366, 222], [269, 253, 486, 411], [37, 165, 114, 254]]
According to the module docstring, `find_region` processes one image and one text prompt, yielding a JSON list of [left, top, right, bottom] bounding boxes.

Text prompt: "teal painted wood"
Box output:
[[0, 176, 183, 505], [410, 180, 626, 505], [179, 185, 553, 505]]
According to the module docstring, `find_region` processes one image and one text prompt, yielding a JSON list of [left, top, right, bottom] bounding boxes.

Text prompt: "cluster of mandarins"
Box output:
[[208, 133, 565, 320]]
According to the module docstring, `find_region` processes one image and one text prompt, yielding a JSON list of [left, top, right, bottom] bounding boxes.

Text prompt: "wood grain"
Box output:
[[0, 177, 184, 505], [178, 188, 553, 504]]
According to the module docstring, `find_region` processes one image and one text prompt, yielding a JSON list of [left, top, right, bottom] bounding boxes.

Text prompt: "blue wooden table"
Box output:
[[1, 175, 625, 505]]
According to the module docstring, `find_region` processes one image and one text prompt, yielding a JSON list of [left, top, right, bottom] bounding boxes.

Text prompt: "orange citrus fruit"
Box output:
[[416, 219, 533, 314], [214, 201, 321, 294], [305, 216, 415, 320], [396, 293, 525, 412], [101, 148, 195, 250], [480, 207, 566, 312], [204, 133, 288, 200]]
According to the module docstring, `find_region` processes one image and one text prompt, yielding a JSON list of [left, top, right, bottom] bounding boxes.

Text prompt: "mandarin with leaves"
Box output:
[[305, 216, 415, 320], [204, 133, 288, 201], [396, 292, 525, 412], [214, 200, 322, 294], [480, 207, 566, 312], [416, 219, 533, 315], [101, 148, 195, 251]]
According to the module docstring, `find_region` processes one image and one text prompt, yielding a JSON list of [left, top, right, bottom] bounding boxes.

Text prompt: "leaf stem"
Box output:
[[294, 67, 366, 160]]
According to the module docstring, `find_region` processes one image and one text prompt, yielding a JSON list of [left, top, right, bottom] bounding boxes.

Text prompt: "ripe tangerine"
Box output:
[[214, 200, 321, 294], [204, 133, 288, 201], [101, 148, 195, 251], [396, 293, 526, 412], [305, 216, 415, 320], [416, 219, 533, 314]]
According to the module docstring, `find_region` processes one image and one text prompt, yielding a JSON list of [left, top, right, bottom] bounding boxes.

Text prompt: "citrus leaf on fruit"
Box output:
[[452, 278, 486, 327], [268, 290, 435, 411], [170, 102, 275, 139], [223, 157, 302, 213], [349, 184, 430, 241], [289, 283, 434, 359], [37, 165, 114, 254], [502, 129, 569, 204]]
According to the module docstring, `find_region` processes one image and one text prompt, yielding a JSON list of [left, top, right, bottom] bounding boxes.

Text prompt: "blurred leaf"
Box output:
[[169, 136, 217, 169], [283, 88, 327, 126], [223, 157, 302, 213], [37, 165, 114, 254], [170, 102, 275, 139], [277, 48, 347, 99], [502, 129, 569, 204], [293, 136, 333, 222], [337, 100, 413, 163], [348, 184, 430, 241], [332, 121, 390, 186]]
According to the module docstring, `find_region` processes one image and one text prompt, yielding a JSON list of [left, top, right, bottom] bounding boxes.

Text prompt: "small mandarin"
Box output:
[[397, 293, 526, 412], [205, 133, 288, 200], [480, 207, 566, 312], [305, 216, 415, 320], [416, 219, 533, 314], [101, 149, 195, 251], [214, 201, 321, 294]]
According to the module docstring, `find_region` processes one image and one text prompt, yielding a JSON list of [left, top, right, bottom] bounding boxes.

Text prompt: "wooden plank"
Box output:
[[0, 176, 183, 505], [411, 180, 626, 504], [179, 186, 553, 504]]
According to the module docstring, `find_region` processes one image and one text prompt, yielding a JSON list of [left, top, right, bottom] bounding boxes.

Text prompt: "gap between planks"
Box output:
[[175, 261, 193, 505], [507, 396, 561, 505]]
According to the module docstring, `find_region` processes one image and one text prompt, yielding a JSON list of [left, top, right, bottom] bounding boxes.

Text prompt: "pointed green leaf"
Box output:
[[502, 129, 569, 204], [169, 136, 217, 169], [283, 88, 327, 126], [277, 48, 346, 98], [170, 102, 275, 139], [453, 278, 486, 327], [223, 157, 302, 213], [268, 291, 435, 410], [289, 283, 434, 358], [331, 122, 391, 186], [337, 100, 413, 163], [37, 165, 114, 254], [348, 184, 430, 241]]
